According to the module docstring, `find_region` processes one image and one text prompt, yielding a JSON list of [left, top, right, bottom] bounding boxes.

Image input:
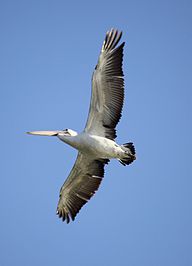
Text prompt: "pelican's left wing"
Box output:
[[84, 29, 125, 140], [57, 153, 109, 223]]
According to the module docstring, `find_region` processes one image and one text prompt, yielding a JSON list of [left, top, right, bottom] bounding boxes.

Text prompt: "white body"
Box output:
[[58, 132, 125, 159]]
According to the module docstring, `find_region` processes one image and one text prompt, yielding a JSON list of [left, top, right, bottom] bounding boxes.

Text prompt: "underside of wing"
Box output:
[[85, 29, 125, 140], [57, 153, 109, 223]]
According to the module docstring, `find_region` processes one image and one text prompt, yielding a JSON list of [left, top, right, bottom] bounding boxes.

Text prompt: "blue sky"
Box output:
[[0, 0, 192, 265]]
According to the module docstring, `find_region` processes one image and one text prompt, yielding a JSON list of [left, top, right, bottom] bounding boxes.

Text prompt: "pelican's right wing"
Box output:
[[57, 153, 109, 223]]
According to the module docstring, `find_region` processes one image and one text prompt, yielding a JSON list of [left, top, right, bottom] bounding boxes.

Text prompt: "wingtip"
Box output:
[[102, 28, 123, 52], [56, 208, 74, 224]]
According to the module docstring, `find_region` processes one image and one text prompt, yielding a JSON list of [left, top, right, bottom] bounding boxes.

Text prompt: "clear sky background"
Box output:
[[0, 0, 191, 265]]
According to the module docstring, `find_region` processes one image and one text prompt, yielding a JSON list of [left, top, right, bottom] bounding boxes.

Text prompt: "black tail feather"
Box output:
[[119, 142, 136, 166]]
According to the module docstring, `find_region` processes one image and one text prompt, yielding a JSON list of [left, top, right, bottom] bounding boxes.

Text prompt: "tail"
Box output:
[[119, 142, 136, 166]]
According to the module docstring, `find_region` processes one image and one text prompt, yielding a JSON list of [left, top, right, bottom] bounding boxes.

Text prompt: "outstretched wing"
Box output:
[[84, 29, 125, 140], [57, 153, 109, 223]]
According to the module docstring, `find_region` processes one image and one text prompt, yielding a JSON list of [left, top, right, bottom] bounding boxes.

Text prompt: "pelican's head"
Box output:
[[58, 129, 78, 137], [27, 128, 78, 137]]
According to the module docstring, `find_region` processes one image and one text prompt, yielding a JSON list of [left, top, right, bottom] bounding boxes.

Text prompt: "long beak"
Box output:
[[27, 130, 60, 136]]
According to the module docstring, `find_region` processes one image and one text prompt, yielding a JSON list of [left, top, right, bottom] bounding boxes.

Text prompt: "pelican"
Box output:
[[28, 29, 136, 223]]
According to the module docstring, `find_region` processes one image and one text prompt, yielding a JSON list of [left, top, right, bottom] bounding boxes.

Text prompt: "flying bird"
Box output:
[[28, 29, 136, 223]]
